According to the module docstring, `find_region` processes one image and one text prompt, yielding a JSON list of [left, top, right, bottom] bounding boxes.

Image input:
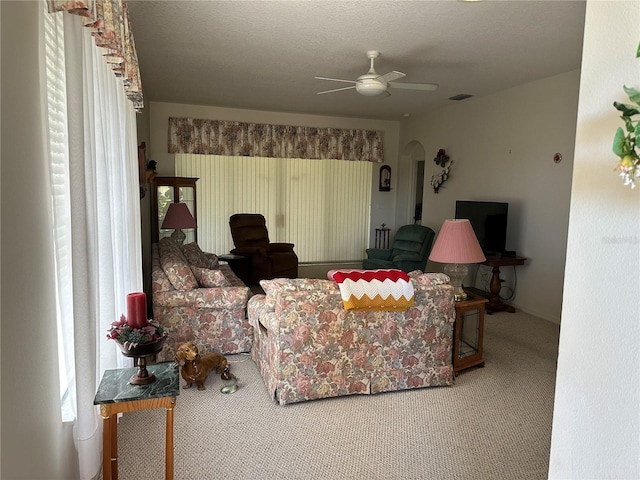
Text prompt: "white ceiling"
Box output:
[[127, 0, 586, 121]]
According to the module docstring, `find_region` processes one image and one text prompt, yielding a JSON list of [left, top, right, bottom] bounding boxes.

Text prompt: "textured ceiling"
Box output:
[[127, 0, 585, 121]]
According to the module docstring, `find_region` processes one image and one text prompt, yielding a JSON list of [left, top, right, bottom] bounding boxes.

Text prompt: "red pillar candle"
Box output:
[[126, 292, 147, 329]]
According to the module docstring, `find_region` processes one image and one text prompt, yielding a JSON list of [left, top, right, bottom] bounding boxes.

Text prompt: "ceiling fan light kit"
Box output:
[[355, 79, 388, 97], [316, 50, 438, 97]]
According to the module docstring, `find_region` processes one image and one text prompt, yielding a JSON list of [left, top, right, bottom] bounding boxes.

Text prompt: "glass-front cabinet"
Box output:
[[152, 177, 198, 244]]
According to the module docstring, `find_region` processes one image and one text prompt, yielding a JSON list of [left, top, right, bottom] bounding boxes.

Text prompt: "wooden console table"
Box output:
[[94, 363, 180, 480], [482, 255, 526, 314]]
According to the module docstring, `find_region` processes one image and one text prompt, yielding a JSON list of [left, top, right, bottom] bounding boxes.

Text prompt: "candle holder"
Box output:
[[118, 337, 167, 385]]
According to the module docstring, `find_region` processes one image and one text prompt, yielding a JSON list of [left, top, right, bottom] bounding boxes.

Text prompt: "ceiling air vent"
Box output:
[[449, 93, 473, 101]]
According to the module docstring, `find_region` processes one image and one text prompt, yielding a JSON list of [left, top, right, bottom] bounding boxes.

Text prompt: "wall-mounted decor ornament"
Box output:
[[431, 149, 453, 193], [611, 40, 639, 189], [379, 165, 391, 191]]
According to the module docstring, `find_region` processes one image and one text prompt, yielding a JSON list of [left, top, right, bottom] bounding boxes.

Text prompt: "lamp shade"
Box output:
[[161, 203, 197, 229], [429, 219, 486, 264]]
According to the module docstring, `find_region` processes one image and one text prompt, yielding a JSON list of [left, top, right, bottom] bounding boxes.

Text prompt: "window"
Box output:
[[176, 154, 372, 262]]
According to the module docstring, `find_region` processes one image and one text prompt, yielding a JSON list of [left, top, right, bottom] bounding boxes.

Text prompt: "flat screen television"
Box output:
[[455, 200, 509, 255]]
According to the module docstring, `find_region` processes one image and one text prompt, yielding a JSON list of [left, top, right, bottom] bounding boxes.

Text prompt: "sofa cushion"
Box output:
[[181, 242, 219, 269], [158, 237, 199, 291], [191, 266, 231, 288], [260, 277, 339, 298]]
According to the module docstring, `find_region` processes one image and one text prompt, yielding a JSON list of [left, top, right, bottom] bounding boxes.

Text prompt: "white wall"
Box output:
[[549, 1, 640, 478], [398, 71, 580, 323], [146, 101, 400, 249], [1, 2, 79, 478]]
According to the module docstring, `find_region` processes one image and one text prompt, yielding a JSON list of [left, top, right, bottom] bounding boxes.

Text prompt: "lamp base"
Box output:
[[170, 228, 186, 245], [444, 263, 468, 302]]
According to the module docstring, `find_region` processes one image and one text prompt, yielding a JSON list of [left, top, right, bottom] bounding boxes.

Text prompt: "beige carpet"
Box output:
[[116, 310, 559, 480]]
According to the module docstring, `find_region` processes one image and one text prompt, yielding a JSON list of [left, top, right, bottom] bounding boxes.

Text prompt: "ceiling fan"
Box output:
[[315, 50, 438, 97]]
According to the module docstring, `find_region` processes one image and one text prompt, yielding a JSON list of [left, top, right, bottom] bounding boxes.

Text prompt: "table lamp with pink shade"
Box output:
[[429, 219, 486, 301]]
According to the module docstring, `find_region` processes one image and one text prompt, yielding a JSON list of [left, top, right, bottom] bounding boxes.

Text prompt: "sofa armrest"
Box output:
[[269, 242, 295, 253], [248, 294, 277, 332], [154, 286, 250, 310], [392, 253, 423, 262], [412, 283, 456, 325], [365, 248, 391, 260], [231, 246, 268, 258]]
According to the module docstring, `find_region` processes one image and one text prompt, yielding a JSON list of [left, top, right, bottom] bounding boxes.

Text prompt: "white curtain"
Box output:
[[42, 6, 143, 479]]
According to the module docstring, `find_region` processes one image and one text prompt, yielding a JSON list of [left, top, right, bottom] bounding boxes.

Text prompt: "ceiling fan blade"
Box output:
[[379, 70, 406, 82], [317, 85, 356, 95], [314, 76, 357, 84], [388, 81, 439, 91]]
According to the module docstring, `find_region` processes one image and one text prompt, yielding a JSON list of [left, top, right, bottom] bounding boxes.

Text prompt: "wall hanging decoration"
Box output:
[[379, 165, 391, 191], [611, 41, 640, 189], [431, 149, 453, 193]]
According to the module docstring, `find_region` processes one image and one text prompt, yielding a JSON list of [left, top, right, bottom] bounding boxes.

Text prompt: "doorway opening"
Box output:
[[414, 160, 425, 223]]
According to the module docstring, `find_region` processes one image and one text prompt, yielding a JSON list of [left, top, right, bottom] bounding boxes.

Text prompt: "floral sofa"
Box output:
[[152, 237, 252, 362], [247, 272, 455, 405]]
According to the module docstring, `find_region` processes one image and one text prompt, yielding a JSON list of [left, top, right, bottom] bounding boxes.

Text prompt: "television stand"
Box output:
[[481, 255, 527, 314]]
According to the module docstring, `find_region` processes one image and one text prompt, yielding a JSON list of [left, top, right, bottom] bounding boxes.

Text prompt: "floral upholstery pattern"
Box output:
[[408, 270, 451, 286], [158, 237, 198, 291], [190, 266, 231, 288], [181, 242, 219, 269], [152, 242, 252, 362], [248, 274, 455, 405]]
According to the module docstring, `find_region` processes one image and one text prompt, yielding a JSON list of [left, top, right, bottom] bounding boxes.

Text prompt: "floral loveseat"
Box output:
[[247, 272, 455, 405], [152, 237, 252, 361]]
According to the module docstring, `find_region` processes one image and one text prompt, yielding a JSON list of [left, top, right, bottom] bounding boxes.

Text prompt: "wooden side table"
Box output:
[[218, 253, 250, 284], [94, 362, 180, 480], [453, 289, 488, 374]]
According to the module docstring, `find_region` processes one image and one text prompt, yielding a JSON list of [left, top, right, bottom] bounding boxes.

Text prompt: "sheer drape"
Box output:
[[42, 7, 142, 480]]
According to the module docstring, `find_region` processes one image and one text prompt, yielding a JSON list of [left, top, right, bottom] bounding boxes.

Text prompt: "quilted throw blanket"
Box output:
[[328, 269, 415, 311]]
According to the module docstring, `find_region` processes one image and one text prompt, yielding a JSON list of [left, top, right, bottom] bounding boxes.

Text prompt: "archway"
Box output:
[[398, 140, 427, 226]]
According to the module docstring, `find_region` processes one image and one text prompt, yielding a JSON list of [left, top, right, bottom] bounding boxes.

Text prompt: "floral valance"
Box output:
[[47, 0, 143, 111], [168, 117, 384, 162]]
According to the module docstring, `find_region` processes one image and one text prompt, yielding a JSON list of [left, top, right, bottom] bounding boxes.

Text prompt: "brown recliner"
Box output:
[[229, 214, 298, 285]]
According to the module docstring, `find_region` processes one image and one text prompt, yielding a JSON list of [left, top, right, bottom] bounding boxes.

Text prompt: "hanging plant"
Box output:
[[431, 149, 453, 193], [611, 41, 640, 189]]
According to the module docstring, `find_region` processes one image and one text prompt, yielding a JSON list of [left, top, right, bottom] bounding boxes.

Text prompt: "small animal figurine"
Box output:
[[174, 342, 228, 391]]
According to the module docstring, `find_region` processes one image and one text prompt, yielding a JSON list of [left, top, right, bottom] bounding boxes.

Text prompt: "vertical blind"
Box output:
[[176, 154, 372, 263], [43, 2, 76, 422]]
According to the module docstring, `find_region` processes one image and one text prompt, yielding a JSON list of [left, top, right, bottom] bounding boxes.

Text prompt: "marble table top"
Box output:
[[94, 362, 179, 405]]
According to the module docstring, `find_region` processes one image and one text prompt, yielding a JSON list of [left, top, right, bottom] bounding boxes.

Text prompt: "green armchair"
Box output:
[[363, 224, 436, 273]]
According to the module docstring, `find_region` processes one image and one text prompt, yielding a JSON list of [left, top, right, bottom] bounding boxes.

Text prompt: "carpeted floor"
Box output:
[[116, 310, 559, 480]]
